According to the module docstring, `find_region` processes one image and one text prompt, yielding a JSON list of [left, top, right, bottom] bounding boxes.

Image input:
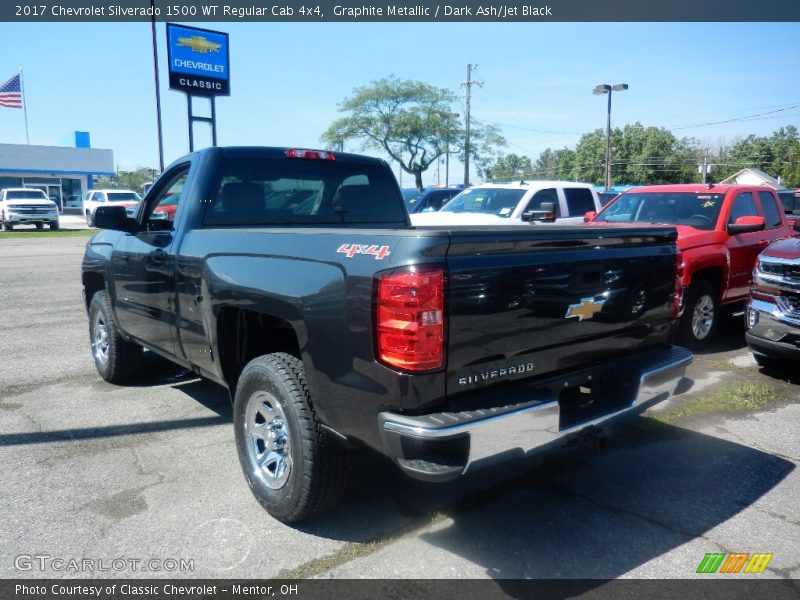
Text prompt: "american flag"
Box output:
[[0, 74, 23, 109]]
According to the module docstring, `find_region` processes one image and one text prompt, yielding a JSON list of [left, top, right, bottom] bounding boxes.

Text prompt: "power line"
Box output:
[[671, 104, 800, 130]]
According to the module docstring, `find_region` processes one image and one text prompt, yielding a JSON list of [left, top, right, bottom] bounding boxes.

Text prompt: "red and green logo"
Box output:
[[696, 552, 773, 574]]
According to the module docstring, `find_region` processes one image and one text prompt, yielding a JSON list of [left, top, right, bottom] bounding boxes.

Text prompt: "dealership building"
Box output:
[[0, 133, 114, 212]]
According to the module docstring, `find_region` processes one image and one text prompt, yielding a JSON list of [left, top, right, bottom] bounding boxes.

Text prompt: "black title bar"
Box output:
[[4, 0, 800, 22]]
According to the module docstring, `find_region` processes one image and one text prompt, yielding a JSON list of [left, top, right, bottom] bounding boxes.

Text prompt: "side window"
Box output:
[[524, 188, 561, 217], [143, 168, 189, 228], [727, 192, 758, 224], [758, 191, 783, 228], [564, 188, 596, 216]]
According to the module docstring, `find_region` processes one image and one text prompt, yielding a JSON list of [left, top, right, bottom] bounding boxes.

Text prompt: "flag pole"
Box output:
[[19, 67, 30, 144]]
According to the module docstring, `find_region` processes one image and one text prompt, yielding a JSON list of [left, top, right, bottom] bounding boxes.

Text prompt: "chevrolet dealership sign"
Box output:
[[166, 23, 230, 96]]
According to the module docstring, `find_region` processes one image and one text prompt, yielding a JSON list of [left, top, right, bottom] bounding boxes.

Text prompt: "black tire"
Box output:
[[3, 221, 12, 231], [234, 353, 350, 522], [49, 221, 60, 231], [677, 280, 718, 350], [35, 222, 44, 230], [86, 211, 94, 227], [88, 290, 143, 383]]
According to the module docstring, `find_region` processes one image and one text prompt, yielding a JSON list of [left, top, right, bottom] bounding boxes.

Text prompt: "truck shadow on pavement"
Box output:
[[300, 413, 793, 582], [416, 420, 793, 581]]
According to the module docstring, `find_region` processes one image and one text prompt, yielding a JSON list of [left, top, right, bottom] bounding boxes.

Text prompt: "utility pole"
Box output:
[[699, 149, 713, 184], [461, 64, 482, 188]]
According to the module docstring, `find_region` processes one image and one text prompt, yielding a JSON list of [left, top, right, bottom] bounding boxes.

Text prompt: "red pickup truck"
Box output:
[[589, 184, 794, 348]]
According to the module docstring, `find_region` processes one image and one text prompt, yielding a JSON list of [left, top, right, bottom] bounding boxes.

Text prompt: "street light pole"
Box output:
[[593, 83, 628, 191]]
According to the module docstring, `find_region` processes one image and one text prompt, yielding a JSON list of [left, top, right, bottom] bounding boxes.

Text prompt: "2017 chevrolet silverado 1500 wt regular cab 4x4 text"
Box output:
[[82, 147, 691, 522]]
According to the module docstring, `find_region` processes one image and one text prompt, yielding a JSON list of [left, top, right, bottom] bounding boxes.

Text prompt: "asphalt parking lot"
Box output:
[[1, 235, 799, 582]]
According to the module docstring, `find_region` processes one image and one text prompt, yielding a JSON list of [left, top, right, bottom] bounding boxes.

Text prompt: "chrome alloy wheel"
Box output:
[[691, 294, 715, 340], [244, 391, 292, 489], [91, 311, 110, 367]]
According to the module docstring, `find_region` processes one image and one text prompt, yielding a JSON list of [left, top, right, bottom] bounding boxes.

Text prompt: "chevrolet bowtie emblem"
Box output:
[[565, 296, 606, 321], [177, 36, 222, 53]]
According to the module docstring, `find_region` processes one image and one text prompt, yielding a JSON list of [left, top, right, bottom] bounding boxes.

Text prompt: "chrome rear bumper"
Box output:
[[379, 345, 692, 481]]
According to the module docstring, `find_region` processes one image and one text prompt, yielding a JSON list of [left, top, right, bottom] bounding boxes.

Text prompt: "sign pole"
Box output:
[[211, 96, 217, 146], [187, 94, 194, 152], [166, 23, 229, 154], [150, 1, 165, 172]]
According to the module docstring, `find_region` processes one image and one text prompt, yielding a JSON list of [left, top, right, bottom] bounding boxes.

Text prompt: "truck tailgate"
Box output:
[[444, 225, 678, 396]]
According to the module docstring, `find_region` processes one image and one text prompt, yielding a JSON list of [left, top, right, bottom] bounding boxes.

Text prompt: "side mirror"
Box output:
[[94, 205, 135, 233], [522, 201, 557, 223], [727, 215, 765, 235], [584, 211, 597, 223]]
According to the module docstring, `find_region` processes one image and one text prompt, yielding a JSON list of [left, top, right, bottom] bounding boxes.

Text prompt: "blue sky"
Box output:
[[1, 22, 798, 186]]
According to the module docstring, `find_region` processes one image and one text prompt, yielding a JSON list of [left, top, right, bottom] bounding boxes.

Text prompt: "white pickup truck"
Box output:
[[0, 188, 60, 231], [83, 189, 142, 227], [410, 181, 602, 226]]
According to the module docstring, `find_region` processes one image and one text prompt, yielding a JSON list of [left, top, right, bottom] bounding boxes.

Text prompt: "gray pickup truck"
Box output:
[[82, 146, 692, 522]]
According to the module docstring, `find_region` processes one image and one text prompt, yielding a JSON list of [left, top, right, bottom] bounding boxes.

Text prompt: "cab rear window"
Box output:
[[202, 157, 407, 227]]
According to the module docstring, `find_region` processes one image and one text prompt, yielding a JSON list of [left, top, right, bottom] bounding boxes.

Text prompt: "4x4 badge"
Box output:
[[565, 296, 606, 321]]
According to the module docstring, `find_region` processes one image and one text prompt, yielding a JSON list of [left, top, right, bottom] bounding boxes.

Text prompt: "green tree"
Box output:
[[571, 129, 608, 184], [321, 76, 505, 189], [486, 153, 533, 180], [458, 122, 507, 182], [94, 167, 158, 193]]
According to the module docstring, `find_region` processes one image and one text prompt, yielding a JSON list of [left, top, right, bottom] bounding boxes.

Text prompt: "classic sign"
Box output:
[[167, 23, 230, 96]]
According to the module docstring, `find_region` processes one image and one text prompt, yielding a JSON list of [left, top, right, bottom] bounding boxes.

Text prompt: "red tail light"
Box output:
[[375, 267, 444, 372], [670, 249, 685, 320], [285, 148, 336, 160]]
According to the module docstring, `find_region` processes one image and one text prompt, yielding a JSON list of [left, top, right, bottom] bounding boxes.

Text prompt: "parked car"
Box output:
[[589, 184, 795, 348], [0, 187, 60, 230], [746, 220, 800, 366], [411, 181, 602, 226], [407, 187, 462, 214], [82, 146, 690, 522], [83, 189, 142, 227]]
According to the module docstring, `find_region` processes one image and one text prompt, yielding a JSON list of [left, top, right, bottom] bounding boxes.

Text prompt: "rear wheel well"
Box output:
[[688, 267, 722, 299], [82, 272, 106, 312], [217, 307, 301, 396]]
